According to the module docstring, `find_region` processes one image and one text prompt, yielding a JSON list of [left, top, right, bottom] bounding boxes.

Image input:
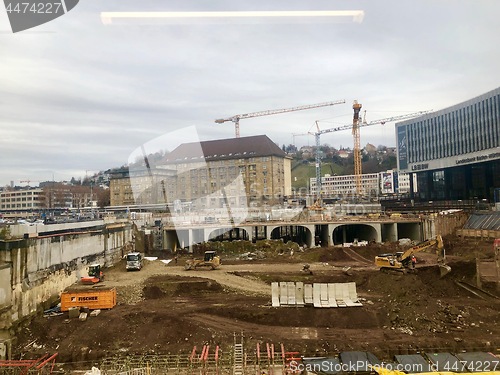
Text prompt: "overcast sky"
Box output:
[[1, 0, 499, 186]]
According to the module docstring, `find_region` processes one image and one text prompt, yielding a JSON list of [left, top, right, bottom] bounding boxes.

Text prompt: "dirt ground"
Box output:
[[12, 235, 500, 369]]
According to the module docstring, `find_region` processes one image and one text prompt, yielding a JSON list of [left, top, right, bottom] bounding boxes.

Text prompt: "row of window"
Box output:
[[1, 203, 41, 209], [0, 191, 41, 197], [1, 197, 41, 202], [406, 94, 500, 163]]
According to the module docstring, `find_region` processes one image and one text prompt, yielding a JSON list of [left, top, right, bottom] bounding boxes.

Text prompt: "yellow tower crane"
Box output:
[[352, 100, 363, 193], [311, 110, 431, 197]]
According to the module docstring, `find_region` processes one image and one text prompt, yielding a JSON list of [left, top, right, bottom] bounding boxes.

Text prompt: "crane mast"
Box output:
[[352, 101, 363, 194], [215, 99, 345, 138], [314, 121, 322, 202]]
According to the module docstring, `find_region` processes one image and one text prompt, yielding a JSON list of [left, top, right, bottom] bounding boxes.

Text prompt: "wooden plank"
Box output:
[[340, 283, 357, 307], [328, 283, 338, 307], [334, 283, 347, 307], [312, 283, 321, 308], [287, 282, 296, 305], [347, 282, 363, 306], [304, 284, 314, 305], [320, 283, 329, 307], [271, 282, 280, 307], [279, 282, 288, 306], [295, 282, 304, 306]]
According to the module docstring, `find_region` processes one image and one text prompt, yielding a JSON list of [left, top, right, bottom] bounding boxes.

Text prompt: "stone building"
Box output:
[[109, 135, 292, 209], [163, 135, 292, 209]]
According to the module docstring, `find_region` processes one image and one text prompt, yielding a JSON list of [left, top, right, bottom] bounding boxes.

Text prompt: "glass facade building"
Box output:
[[396, 87, 500, 201]]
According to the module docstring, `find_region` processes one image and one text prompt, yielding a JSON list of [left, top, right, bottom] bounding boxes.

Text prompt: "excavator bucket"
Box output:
[[439, 264, 451, 278]]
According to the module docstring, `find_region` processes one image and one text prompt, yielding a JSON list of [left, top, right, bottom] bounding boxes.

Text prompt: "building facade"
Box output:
[[109, 135, 293, 209], [396, 87, 500, 201], [0, 189, 45, 215], [310, 173, 380, 198], [164, 135, 292, 209], [109, 167, 176, 207]]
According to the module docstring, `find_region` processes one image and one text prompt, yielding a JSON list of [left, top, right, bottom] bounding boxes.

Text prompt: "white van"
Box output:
[[126, 252, 143, 271]]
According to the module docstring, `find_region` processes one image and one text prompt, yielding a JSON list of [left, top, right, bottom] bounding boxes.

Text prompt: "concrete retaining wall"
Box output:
[[422, 211, 469, 239], [0, 223, 132, 335]]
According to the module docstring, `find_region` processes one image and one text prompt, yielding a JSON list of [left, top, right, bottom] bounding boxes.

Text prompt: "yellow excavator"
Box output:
[[184, 251, 221, 270], [375, 235, 451, 277]]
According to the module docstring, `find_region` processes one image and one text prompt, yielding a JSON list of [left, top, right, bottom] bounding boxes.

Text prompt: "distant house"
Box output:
[[337, 150, 350, 159], [365, 143, 377, 155]]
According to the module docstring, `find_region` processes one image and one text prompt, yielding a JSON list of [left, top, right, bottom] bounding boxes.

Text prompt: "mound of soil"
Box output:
[[11, 237, 500, 370]]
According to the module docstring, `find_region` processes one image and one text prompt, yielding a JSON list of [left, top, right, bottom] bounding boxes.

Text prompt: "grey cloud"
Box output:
[[1, 0, 499, 185]]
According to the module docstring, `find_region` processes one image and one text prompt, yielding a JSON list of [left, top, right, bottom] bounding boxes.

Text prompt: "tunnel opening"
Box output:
[[332, 224, 378, 245], [270, 225, 312, 247]]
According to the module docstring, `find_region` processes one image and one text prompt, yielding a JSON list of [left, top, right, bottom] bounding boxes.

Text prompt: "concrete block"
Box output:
[[68, 307, 80, 319], [79, 312, 88, 321], [89, 309, 101, 317]]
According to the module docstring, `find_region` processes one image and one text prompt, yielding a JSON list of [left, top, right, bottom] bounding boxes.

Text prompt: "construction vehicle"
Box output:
[[80, 264, 104, 284], [215, 99, 345, 138], [184, 251, 221, 270], [308, 199, 324, 211], [126, 252, 143, 271], [375, 235, 451, 276], [301, 263, 313, 275]]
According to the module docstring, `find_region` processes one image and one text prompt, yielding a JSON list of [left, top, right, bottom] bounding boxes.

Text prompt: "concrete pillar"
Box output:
[[266, 225, 278, 240], [327, 226, 333, 246], [371, 223, 382, 243], [382, 223, 398, 242]]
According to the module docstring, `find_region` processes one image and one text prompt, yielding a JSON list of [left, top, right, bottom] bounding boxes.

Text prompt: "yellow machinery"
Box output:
[[375, 235, 451, 276], [184, 251, 221, 270]]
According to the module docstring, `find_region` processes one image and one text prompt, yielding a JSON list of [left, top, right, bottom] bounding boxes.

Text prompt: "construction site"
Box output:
[[1, 95, 499, 374], [6, 229, 500, 374]]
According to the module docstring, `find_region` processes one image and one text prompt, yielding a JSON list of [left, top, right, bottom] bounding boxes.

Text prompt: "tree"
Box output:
[[96, 188, 110, 208], [380, 155, 397, 170]]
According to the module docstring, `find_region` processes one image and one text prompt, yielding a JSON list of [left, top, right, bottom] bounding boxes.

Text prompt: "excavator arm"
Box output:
[[399, 235, 444, 263], [375, 235, 450, 276]]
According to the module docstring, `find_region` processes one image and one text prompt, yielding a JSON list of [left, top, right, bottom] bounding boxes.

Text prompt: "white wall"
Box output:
[[0, 224, 132, 333]]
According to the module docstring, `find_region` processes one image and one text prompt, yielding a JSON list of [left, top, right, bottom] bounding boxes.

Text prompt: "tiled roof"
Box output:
[[165, 135, 286, 163]]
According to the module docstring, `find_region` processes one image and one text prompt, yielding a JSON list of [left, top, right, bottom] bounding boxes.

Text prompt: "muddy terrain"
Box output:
[[12, 236, 500, 370]]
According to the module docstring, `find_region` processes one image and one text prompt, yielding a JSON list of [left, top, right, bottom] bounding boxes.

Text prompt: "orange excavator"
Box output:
[[81, 264, 104, 284]]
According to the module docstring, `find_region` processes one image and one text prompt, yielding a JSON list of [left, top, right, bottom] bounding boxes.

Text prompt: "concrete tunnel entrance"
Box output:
[[332, 224, 378, 245], [397, 223, 421, 241], [270, 225, 312, 247], [207, 228, 250, 242]]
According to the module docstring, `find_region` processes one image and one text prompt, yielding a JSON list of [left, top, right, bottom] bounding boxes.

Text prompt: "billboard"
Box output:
[[381, 171, 394, 194], [397, 125, 408, 170]]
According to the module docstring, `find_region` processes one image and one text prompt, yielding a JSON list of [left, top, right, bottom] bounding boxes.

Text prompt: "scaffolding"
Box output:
[[0, 353, 58, 375]]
